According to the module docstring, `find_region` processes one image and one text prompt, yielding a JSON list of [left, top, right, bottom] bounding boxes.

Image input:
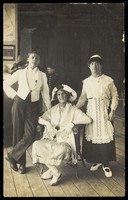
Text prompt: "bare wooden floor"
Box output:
[[3, 134, 125, 197]]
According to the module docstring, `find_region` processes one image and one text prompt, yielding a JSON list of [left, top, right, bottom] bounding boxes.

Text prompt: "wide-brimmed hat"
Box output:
[[51, 84, 77, 102], [88, 54, 102, 66]]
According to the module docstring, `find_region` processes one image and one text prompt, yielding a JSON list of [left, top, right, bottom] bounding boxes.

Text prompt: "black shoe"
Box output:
[[18, 165, 26, 174], [5, 153, 18, 172]]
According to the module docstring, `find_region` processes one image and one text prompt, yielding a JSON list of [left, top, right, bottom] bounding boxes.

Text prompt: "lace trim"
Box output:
[[86, 136, 114, 144]]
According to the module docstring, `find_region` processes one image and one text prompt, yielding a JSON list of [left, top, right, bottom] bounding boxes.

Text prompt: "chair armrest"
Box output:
[[36, 124, 45, 140], [73, 124, 85, 154], [72, 124, 84, 135]]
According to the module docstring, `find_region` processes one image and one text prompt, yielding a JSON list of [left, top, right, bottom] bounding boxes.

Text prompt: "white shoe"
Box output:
[[41, 169, 53, 179], [102, 166, 112, 178], [90, 163, 102, 171], [50, 171, 62, 186]]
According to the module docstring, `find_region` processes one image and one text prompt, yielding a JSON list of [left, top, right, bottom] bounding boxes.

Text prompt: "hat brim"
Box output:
[[88, 57, 102, 65]]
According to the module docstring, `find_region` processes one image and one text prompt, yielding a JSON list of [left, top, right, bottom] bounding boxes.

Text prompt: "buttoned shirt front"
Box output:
[[26, 66, 41, 102]]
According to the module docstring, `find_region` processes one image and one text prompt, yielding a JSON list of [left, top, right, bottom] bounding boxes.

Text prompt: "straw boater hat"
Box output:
[[88, 54, 102, 66], [51, 84, 77, 102]]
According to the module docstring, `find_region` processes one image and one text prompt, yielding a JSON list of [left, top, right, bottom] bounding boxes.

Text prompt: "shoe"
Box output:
[[90, 163, 102, 171], [18, 165, 26, 174], [102, 166, 112, 177], [50, 171, 62, 186], [41, 169, 53, 180], [5, 153, 18, 172]]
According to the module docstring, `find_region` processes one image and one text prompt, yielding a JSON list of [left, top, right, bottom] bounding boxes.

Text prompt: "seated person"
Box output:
[[32, 84, 92, 186]]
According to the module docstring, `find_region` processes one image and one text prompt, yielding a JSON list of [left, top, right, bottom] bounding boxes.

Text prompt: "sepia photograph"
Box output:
[[3, 3, 125, 197]]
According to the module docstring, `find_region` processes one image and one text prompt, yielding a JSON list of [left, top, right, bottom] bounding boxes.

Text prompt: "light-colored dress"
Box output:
[[77, 74, 119, 144], [32, 102, 91, 166]]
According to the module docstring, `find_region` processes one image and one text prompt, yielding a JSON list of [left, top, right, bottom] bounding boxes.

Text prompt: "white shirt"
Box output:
[[76, 74, 119, 143], [77, 74, 119, 111], [26, 66, 41, 102], [27, 66, 39, 91], [3, 67, 51, 111]]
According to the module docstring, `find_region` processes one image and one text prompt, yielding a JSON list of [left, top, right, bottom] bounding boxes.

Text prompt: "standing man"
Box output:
[[76, 54, 119, 177], [3, 52, 51, 174]]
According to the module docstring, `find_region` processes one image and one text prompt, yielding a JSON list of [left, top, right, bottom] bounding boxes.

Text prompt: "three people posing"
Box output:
[[4, 53, 118, 183]]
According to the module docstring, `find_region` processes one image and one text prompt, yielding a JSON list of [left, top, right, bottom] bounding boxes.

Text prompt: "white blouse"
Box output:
[[76, 74, 119, 144]]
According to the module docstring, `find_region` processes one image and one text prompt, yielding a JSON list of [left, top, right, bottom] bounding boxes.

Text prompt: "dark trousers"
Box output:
[[11, 94, 41, 165]]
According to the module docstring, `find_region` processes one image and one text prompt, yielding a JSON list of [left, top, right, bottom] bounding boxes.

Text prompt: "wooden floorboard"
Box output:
[[62, 164, 100, 197], [26, 150, 50, 197], [6, 148, 33, 197], [93, 166, 125, 196], [116, 141, 125, 152], [63, 164, 115, 197], [3, 148, 17, 197], [28, 147, 67, 197], [3, 133, 125, 197]]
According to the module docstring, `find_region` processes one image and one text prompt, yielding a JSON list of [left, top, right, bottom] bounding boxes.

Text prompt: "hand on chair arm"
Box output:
[[38, 117, 56, 139]]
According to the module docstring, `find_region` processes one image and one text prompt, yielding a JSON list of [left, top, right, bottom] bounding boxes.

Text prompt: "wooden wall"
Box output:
[[18, 3, 124, 96]]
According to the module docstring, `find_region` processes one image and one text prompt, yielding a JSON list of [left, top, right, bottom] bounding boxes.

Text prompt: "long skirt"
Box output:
[[32, 139, 72, 167], [82, 135, 116, 164]]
